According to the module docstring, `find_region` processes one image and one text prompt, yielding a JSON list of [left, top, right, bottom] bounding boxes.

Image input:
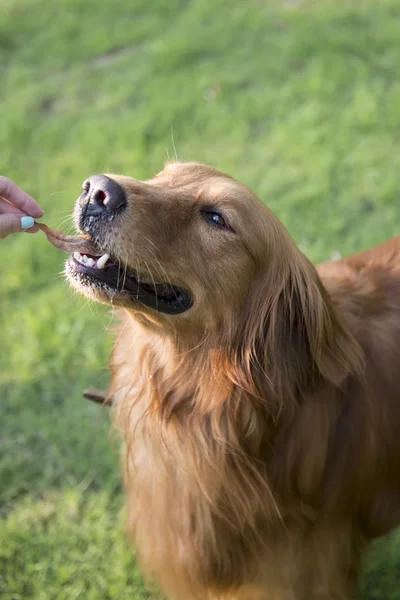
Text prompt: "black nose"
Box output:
[[81, 175, 126, 216]]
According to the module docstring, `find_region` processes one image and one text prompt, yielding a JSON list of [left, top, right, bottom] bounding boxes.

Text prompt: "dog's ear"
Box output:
[[232, 249, 362, 415]]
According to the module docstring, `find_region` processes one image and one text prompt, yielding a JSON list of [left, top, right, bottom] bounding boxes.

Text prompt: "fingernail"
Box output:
[[21, 216, 35, 230]]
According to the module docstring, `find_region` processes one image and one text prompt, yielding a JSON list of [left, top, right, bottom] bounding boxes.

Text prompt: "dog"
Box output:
[[66, 162, 400, 599]]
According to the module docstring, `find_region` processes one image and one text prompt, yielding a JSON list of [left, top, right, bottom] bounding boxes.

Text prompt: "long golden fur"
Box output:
[[67, 162, 400, 599]]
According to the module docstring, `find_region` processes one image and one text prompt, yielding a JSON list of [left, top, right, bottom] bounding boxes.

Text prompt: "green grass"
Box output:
[[1, 0, 400, 597]]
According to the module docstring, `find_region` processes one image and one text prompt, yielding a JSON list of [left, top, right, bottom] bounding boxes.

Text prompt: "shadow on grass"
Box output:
[[0, 376, 120, 512]]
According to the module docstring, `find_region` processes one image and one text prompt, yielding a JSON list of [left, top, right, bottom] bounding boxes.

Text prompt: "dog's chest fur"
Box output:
[[109, 316, 362, 600]]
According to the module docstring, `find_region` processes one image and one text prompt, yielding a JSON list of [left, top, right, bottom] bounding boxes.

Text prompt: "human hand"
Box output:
[[0, 177, 44, 239]]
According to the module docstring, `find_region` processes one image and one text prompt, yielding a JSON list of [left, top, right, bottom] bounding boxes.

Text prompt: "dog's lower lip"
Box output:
[[68, 255, 192, 315]]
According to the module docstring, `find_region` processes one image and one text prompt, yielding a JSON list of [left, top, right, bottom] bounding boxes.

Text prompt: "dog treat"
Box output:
[[37, 222, 99, 255]]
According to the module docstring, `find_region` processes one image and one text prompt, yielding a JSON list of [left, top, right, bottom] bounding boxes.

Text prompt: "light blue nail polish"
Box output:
[[21, 216, 35, 230]]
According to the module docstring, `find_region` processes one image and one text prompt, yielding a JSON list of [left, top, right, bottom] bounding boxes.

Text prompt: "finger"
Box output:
[[25, 224, 40, 234], [0, 197, 25, 216], [0, 214, 23, 238], [0, 214, 36, 239], [0, 199, 38, 232], [0, 177, 44, 218]]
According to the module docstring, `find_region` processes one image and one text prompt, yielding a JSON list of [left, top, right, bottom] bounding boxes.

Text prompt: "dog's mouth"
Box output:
[[37, 223, 192, 315], [67, 251, 192, 315]]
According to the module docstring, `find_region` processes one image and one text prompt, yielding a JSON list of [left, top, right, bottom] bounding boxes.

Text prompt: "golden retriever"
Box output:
[[64, 162, 400, 599]]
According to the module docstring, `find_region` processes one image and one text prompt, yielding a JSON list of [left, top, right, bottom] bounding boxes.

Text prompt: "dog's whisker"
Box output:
[[143, 258, 159, 312], [135, 258, 141, 300], [140, 236, 181, 303], [56, 220, 75, 234], [122, 258, 128, 291], [77, 296, 93, 314], [49, 190, 70, 197], [52, 208, 77, 216], [170, 125, 179, 161], [116, 257, 123, 290]]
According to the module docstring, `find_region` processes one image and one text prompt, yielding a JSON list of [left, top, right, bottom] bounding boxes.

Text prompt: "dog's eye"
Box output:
[[201, 209, 227, 229]]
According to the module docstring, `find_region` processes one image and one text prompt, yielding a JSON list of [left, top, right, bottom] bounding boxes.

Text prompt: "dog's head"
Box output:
[[66, 162, 278, 334], [67, 161, 361, 394]]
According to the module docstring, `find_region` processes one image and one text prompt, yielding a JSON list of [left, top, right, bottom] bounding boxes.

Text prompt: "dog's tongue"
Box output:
[[37, 222, 100, 255]]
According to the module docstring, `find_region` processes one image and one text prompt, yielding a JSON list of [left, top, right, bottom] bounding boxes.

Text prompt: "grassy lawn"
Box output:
[[1, 0, 400, 597]]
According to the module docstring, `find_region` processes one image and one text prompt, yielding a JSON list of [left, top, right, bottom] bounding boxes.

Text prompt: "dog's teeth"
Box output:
[[96, 254, 109, 270], [73, 252, 85, 264], [73, 251, 108, 269]]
